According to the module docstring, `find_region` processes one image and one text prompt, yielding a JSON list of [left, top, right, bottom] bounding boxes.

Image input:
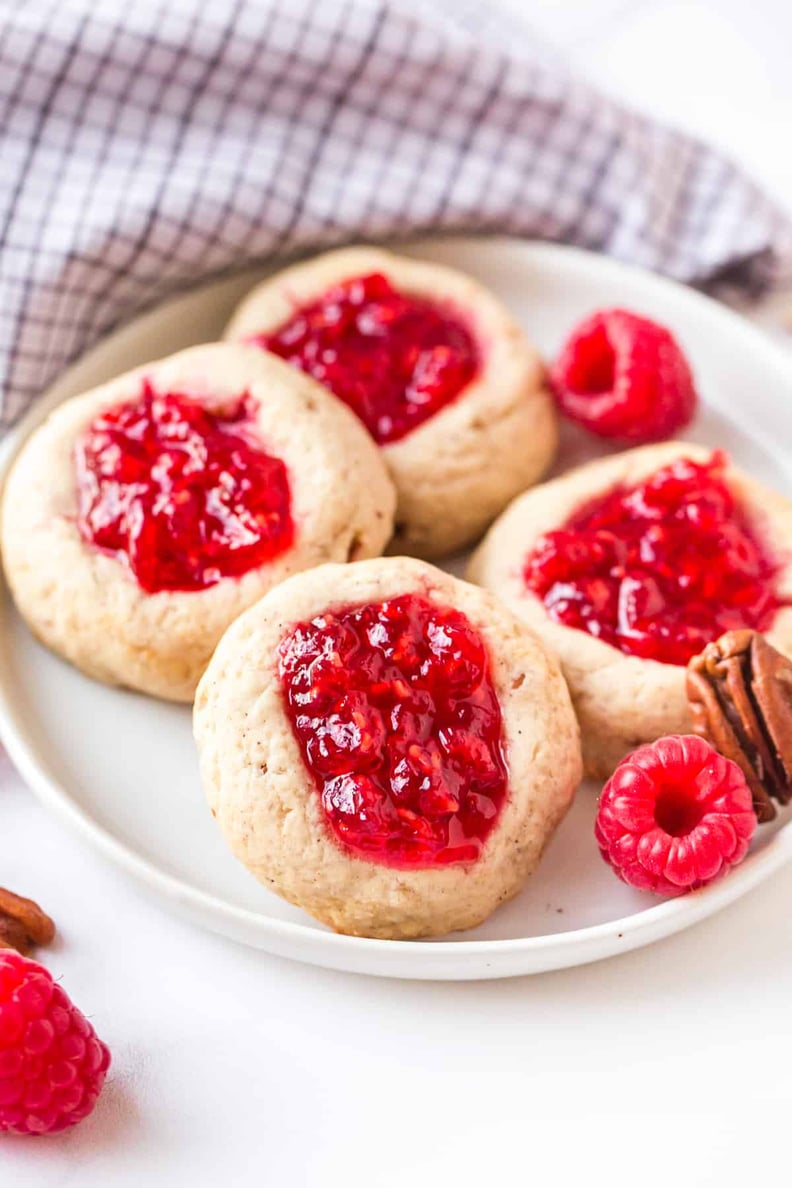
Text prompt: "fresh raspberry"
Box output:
[[0, 952, 110, 1135], [551, 309, 697, 442], [595, 735, 757, 896]]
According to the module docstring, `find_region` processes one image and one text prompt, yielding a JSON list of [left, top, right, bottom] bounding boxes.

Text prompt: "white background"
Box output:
[[4, 2, 792, 1184]]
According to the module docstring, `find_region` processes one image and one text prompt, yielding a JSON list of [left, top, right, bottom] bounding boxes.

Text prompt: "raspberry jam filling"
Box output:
[[75, 382, 294, 593], [278, 594, 508, 868], [256, 272, 480, 444], [524, 452, 785, 666]]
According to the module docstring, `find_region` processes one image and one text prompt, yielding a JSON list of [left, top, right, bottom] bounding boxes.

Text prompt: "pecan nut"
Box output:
[[687, 629, 792, 823], [0, 887, 56, 955]]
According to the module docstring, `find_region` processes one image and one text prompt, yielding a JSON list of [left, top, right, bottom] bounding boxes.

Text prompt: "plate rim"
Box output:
[[2, 235, 792, 980]]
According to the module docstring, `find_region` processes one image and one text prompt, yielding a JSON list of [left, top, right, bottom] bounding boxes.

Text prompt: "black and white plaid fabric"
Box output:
[[1, 0, 790, 429]]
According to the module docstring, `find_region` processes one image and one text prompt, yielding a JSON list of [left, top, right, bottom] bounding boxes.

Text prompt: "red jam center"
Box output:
[[524, 452, 784, 666], [75, 382, 294, 593], [278, 594, 508, 868], [257, 272, 479, 445]]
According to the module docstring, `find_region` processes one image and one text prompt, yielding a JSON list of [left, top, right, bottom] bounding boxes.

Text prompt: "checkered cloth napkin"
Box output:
[[1, 0, 790, 430]]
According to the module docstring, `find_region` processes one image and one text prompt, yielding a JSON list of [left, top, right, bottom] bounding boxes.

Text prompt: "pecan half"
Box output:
[[687, 629, 792, 823], [0, 888, 56, 955]]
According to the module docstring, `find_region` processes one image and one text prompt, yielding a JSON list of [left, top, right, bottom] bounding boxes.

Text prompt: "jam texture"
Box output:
[[257, 272, 479, 444], [278, 594, 508, 868], [524, 453, 784, 666], [75, 382, 293, 593]]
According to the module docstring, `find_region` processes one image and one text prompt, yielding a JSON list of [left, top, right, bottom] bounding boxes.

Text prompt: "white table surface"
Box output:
[[4, 3, 792, 1184]]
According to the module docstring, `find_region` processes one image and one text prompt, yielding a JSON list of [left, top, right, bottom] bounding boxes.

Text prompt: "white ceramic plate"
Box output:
[[1, 237, 791, 980]]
